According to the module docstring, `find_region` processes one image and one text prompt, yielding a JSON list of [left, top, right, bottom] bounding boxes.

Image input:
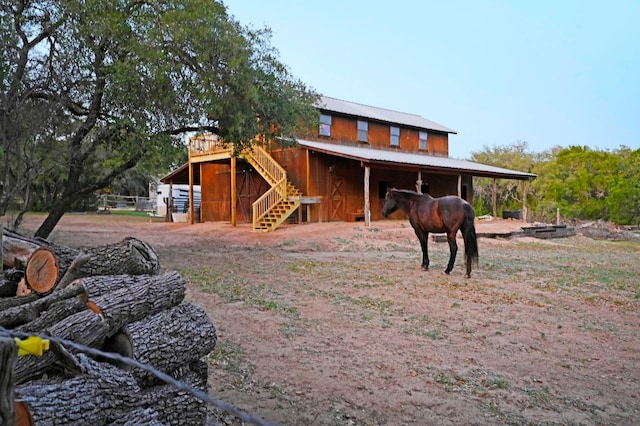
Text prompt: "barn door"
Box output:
[[236, 169, 267, 223], [329, 175, 345, 221]]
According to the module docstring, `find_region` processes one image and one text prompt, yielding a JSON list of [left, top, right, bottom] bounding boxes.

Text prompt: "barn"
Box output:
[[161, 96, 536, 231]]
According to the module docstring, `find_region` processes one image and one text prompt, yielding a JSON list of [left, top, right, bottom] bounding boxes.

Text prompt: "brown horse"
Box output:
[[382, 188, 479, 278]]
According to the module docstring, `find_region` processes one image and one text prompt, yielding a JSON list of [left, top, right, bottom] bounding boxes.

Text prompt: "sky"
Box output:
[[224, 0, 639, 159]]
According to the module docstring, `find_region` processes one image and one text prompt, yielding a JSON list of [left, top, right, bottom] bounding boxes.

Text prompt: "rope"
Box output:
[[0, 326, 279, 426]]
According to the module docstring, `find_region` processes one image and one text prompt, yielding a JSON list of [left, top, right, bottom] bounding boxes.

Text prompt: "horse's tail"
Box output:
[[461, 203, 479, 266]]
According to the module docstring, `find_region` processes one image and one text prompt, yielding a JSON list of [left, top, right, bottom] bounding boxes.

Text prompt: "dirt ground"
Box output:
[[16, 213, 640, 426]]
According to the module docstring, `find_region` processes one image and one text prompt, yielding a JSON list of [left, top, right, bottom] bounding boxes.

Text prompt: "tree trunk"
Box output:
[[0, 337, 17, 426], [13, 310, 108, 385], [71, 271, 184, 300], [126, 303, 217, 388], [138, 360, 209, 426], [88, 272, 186, 336], [33, 200, 67, 240], [0, 284, 87, 330], [15, 354, 143, 426]]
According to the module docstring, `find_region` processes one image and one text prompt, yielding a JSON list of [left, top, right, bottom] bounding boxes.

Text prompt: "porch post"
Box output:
[[188, 162, 194, 225], [492, 178, 497, 218], [416, 171, 423, 193], [522, 180, 529, 222], [231, 155, 237, 227], [457, 175, 462, 197], [364, 165, 371, 227]]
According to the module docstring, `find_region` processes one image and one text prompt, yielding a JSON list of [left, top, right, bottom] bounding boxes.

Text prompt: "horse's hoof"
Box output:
[[465, 274, 471, 279], [421, 266, 429, 271], [444, 270, 451, 275]]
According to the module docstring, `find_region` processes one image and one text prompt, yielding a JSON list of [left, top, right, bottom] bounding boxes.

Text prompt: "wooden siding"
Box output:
[[307, 114, 449, 156]]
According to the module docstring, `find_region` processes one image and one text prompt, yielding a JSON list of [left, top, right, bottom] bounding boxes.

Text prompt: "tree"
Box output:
[[469, 141, 541, 217], [0, 0, 319, 237]]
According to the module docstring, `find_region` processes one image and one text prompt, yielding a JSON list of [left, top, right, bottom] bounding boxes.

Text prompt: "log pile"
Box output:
[[1, 228, 217, 426]]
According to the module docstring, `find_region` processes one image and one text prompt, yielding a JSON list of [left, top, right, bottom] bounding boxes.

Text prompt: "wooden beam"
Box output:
[[492, 178, 497, 218], [522, 180, 528, 222], [416, 171, 423, 193], [364, 166, 371, 227], [231, 156, 237, 227], [457, 175, 462, 197], [188, 162, 194, 225]]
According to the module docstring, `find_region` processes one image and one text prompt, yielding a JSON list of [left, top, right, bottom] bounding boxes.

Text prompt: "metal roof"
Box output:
[[298, 139, 537, 180], [317, 96, 457, 134]]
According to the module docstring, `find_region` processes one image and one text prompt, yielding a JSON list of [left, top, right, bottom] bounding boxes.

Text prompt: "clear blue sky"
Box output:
[[225, 0, 639, 159]]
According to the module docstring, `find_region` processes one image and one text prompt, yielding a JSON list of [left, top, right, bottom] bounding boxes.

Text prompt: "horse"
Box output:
[[382, 188, 479, 278]]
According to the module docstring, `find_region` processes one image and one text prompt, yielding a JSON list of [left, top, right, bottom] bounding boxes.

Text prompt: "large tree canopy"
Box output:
[[0, 0, 319, 237]]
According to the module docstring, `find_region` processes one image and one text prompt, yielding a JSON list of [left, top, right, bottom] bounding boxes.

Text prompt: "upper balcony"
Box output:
[[188, 134, 233, 162]]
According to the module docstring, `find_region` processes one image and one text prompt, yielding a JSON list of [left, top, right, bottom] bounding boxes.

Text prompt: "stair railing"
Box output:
[[252, 178, 288, 230], [245, 145, 286, 186]]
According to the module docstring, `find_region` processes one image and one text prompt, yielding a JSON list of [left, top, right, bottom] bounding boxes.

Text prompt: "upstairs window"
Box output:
[[319, 114, 332, 137], [419, 131, 428, 150], [390, 126, 400, 147], [357, 120, 368, 142]]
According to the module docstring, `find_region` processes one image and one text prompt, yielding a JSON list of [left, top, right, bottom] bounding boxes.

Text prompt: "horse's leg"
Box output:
[[414, 228, 430, 270], [445, 230, 458, 275]]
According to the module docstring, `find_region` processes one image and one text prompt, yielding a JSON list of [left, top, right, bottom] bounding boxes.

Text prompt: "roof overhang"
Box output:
[[298, 140, 537, 181]]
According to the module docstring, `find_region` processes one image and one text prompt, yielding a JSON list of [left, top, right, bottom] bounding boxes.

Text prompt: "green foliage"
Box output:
[[470, 141, 541, 216], [473, 142, 640, 225], [0, 0, 319, 236]]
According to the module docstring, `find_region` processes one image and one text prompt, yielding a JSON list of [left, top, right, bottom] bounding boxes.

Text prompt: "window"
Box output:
[[419, 131, 428, 150], [357, 120, 368, 142], [390, 126, 400, 146], [319, 114, 332, 137], [379, 181, 390, 199]]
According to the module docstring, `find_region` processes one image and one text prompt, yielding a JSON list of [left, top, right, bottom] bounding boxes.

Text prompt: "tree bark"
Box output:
[[15, 354, 143, 426], [0, 337, 17, 426], [138, 360, 209, 426], [74, 271, 185, 303], [0, 284, 88, 329], [126, 303, 217, 388], [89, 272, 186, 335], [13, 310, 108, 385]]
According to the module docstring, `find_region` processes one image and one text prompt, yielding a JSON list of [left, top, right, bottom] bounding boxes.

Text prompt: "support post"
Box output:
[[364, 166, 371, 227], [231, 156, 237, 227], [188, 162, 194, 225], [522, 180, 529, 222], [492, 178, 497, 218], [416, 171, 423, 194], [457, 175, 462, 197]]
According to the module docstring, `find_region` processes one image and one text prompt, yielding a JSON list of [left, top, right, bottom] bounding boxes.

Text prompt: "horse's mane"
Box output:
[[391, 188, 433, 198]]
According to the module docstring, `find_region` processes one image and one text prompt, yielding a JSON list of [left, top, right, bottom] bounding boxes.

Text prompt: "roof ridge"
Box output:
[[320, 95, 423, 118]]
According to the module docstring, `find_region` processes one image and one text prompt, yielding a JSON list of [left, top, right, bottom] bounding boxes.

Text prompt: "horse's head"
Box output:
[[381, 189, 399, 217]]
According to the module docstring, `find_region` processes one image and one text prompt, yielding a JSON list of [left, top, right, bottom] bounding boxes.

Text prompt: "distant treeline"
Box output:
[[470, 142, 640, 225]]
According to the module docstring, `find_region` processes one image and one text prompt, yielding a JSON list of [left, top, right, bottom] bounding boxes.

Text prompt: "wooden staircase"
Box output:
[[242, 145, 302, 231]]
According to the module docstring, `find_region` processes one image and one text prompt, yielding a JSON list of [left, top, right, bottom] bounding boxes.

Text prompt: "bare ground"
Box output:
[[16, 213, 640, 426]]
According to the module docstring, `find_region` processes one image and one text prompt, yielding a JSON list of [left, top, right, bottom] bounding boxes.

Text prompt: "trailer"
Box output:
[[155, 184, 201, 217]]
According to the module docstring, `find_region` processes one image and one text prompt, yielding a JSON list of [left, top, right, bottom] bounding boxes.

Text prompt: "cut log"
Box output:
[[25, 247, 61, 295], [139, 360, 209, 426], [0, 337, 18, 426], [15, 354, 144, 426], [1, 231, 42, 269], [0, 284, 88, 329], [126, 303, 217, 388], [13, 309, 108, 385], [74, 271, 185, 302], [107, 407, 164, 426], [15, 298, 88, 333], [3, 229, 160, 289], [89, 272, 186, 335], [80, 237, 160, 277]]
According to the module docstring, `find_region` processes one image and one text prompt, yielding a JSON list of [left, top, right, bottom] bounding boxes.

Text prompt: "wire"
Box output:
[[1, 326, 280, 426]]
